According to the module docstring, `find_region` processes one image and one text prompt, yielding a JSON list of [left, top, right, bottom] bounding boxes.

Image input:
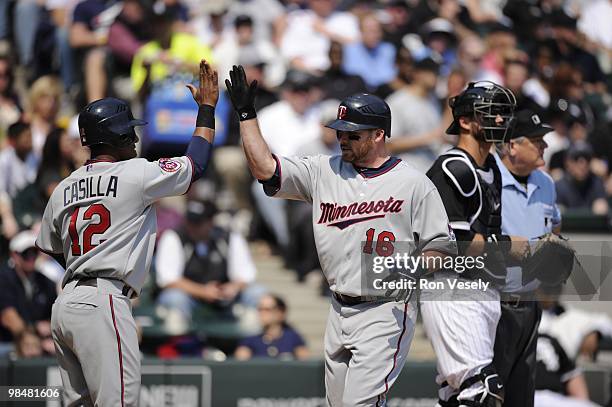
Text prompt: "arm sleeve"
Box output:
[[142, 156, 194, 205], [260, 155, 317, 203], [155, 230, 185, 287], [227, 232, 256, 284], [412, 184, 458, 255], [35, 201, 63, 255]]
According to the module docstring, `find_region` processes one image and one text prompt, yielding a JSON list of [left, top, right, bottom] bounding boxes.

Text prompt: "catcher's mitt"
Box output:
[[522, 233, 575, 286]]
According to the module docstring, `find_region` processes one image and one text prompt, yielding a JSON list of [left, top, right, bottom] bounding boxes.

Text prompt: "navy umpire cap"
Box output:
[[78, 97, 147, 148], [507, 110, 553, 140], [326, 93, 392, 138]]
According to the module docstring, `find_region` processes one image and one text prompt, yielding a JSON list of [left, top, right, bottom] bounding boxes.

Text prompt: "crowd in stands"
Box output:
[[0, 0, 611, 402]]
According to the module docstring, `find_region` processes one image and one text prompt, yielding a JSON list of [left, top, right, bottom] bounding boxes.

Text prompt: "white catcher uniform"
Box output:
[[36, 156, 193, 406], [262, 154, 456, 406]]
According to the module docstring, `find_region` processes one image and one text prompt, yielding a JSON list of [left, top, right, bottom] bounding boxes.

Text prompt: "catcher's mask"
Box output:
[[447, 81, 517, 143]]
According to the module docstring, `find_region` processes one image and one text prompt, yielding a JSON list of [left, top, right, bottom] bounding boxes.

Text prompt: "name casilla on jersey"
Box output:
[[63, 175, 119, 206]]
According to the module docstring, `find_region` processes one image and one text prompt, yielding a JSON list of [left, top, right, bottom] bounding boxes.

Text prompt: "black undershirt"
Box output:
[[510, 171, 529, 187]]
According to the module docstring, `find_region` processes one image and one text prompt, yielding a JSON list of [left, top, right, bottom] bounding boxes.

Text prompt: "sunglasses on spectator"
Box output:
[[257, 305, 279, 312], [18, 248, 38, 260]]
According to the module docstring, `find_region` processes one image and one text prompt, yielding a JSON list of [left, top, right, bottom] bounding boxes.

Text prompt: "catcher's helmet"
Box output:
[[326, 93, 392, 138], [78, 97, 147, 148], [446, 81, 516, 142]]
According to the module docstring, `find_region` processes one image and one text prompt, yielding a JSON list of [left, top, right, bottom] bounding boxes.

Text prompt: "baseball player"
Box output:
[[225, 65, 456, 407], [422, 81, 529, 407], [492, 109, 560, 407], [35, 60, 218, 406]]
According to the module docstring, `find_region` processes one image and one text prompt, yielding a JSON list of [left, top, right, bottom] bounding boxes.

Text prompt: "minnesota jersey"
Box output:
[[36, 157, 193, 294], [267, 155, 456, 297]]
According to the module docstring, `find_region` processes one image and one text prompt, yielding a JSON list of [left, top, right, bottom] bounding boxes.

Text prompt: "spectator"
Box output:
[[26, 75, 62, 158], [11, 126, 79, 230], [0, 121, 38, 200], [342, 13, 396, 89], [191, 0, 233, 49], [216, 48, 278, 211], [156, 200, 262, 324], [280, 0, 359, 73], [523, 41, 557, 110], [577, 0, 612, 62], [477, 22, 517, 83], [0, 231, 57, 357], [107, 0, 149, 75], [416, 18, 458, 78], [130, 9, 212, 98], [14, 327, 44, 358], [226, 0, 285, 43], [503, 58, 545, 116], [284, 99, 339, 281], [545, 98, 589, 173], [234, 294, 308, 360], [13, 0, 42, 68], [374, 44, 413, 99], [70, 0, 121, 102], [320, 40, 366, 101], [46, 0, 80, 91], [547, 9, 605, 86], [214, 15, 283, 88], [555, 142, 608, 216], [535, 333, 599, 407], [252, 70, 321, 250], [455, 35, 486, 82], [386, 57, 445, 173], [0, 56, 21, 144], [381, 0, 415, 49]]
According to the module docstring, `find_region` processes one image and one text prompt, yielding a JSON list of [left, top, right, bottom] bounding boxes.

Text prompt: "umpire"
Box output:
[[493, 109, 560, 406]]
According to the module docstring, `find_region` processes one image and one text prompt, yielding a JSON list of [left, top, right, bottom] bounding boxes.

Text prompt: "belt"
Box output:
[[500, 292, 536, 308], [75, 278, 137, 299], [333, 292, 380, 306]]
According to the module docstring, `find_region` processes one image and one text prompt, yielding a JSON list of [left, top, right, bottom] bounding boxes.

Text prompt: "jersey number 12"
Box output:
[[68, 204, 111, 256]]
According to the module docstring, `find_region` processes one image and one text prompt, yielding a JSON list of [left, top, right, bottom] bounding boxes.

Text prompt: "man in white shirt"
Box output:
[[0, 121, 38, 199], [156, 200, 262, 323], [252, 70, 321, 249], [280, 0, 359, 72]]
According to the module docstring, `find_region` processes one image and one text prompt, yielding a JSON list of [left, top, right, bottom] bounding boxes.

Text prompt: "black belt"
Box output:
[[75, 278, 137, 299], [333, 292, 379, 306], [500, 292, 536, 308]]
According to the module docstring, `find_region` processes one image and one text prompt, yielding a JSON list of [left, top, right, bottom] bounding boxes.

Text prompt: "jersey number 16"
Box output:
[[68, 204, 111, 256]]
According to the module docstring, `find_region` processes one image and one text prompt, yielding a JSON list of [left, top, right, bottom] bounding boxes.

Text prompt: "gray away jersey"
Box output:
[[36, 157, 193, 294], [270, 155, 456, 297]]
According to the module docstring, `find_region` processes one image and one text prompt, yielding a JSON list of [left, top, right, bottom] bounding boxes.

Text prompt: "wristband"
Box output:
[[237, 106, 257, 121], [196, 104, 215, 129]]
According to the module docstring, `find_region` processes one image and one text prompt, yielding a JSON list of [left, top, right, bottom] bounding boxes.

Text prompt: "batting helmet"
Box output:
[[446, 81, 516, 142], [78, 97, 147, 148], [326, 93, 392, 138]]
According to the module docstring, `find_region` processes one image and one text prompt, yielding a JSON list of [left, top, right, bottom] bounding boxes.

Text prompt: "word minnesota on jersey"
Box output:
[[64, 176, 118, 206]]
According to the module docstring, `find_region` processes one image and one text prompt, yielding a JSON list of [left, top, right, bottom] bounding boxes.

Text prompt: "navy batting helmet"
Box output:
[[326, 93, 392, 138], [78, 98, 147, 148], [447, 81, 516, 142]]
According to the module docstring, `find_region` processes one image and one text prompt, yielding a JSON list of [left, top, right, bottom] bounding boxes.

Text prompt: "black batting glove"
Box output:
[[225, 65, 258, 121]]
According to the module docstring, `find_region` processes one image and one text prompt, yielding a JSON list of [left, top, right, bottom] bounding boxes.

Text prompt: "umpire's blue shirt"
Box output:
[[494, 154, 561, 292]]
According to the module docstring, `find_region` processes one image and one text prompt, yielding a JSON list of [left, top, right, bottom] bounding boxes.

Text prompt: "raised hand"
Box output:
[[187, 59, 219, 107], [225, 65, 258, 121]]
